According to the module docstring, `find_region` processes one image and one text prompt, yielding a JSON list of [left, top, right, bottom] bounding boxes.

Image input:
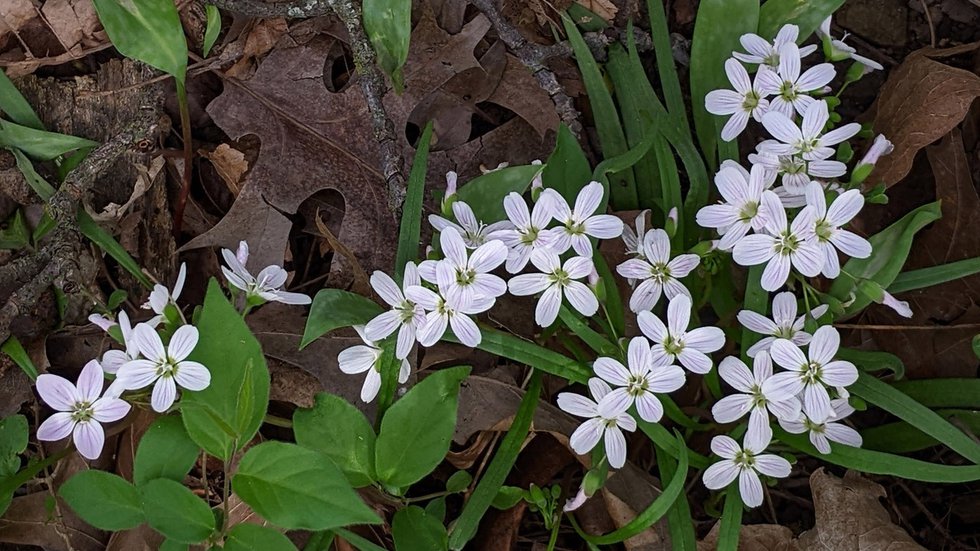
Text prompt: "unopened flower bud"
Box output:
[[563, 486, 588, 512], [235, 240, 250, 266], [530, 160, 544, 200], [440, 171, 458, 215], [665, 207, 679, 238], [880, 290, 912, 318], [852, 135, 893, 183]]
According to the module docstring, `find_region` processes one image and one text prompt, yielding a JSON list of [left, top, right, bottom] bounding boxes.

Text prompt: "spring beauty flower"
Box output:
[[778, 398, 862, 454], [760, 100, 861, 161], [637, 295, 725, 374], [143, 263, 186, 324], [854, 134, 894, 174], [712, 353, 801, 444], [732, 191, 823, 291], [806, 183, 872, 278], [705, 58, 771, 141], [696, 164, 771, 251], [508, 249, 597, 327], [338, 326, 411, 403], [364, 262, 426, 360], [621, 210, 650, 259], [557, 379, 637, 469], [816, 16, 883, 72], [748, 146, 847, 196], [616, 229, 700, 312], [221, 241, 312, 305], [431, 227, 508, 308], [755, 43, 836, 118], [36, 360, 131, 460], [405, 281, 494, 348], [98, 310, 137, 375], [429, 200, 513, 249], [593, 336, 686, 422], [495, 191, 556, 273], [117, 324, 211, 412], [541, 182, 624, 256], [733, 24, 818, 69], [702, 431, 791, 508], [737, 291, 829, 357], [762, 325, 858, 423]]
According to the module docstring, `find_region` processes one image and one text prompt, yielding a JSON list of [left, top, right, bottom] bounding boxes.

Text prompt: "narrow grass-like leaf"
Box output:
[[775, 428, 980, 482], [740, 266, 768, 357], [690, 0, 759, 168], [448, 372, 542, 550], [92, 0, 188, 82], [889, 379, 980, 408], [862, 410, 980, 454], [336, 529, 388, 551], [0, 120, 97, 160], [0, 69, 43, 129], [301, 289, 383, 348], [558, 306, 619, 356], [830, 201, 941, 316], [445, 326, 592, 383], [0, 336, 38, 380], [78, 210, 154, 287], [395, 121, 433, 282], [851, 373, 980, 464], [645, 0, 689, 135], [202, 5, 221, 57], [579, 432, 688, 544], [374, 340, 400, 429], [562, 13, 637, 209], [638, 420, 711, 469], [593, 252, 626, 338], [837, 347, 904, 378], [758, 0, 845, 41], [717, 485, 743, 551], [363, 0, 411, 92], [656, 448, 697, 551], [888, 256, 980, 294]]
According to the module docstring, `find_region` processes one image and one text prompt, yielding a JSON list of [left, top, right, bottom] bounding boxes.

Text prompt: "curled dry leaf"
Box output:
[[868, 43, 980, 188], [202, 144, 249, 196]]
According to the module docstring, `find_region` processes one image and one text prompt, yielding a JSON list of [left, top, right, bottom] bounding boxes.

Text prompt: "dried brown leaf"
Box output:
[[40, 0, 101, 52], [575, 0, 619, 21], [870, 44, 980, 187], [202, 144, 249, 196]]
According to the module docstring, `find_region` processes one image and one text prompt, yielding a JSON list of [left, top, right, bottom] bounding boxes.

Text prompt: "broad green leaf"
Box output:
[[11, 149, 55, 199], [134, 415, 200, 486], [59, 471, 144, 531], [159, 539, 187, 551], [0, 415, 28, 477], [851, 374, 980, 464], [363, 0, 411, 92], [395, 121, 434, 282], [0, 69, 43, 129], [375, 366, 470, 487], [202, 5, 221, 57], [775, 428, 980, 482], [0, 120, 97, 160], [449, 373, 541, 549], [717, 484, 743, 551], [293, 393, 377, 487], [690, 0, 759, 167], [140, 478, 215, 543], [445, 470, 472, 493], [562, 13, 637, 209], [455, 164, 542, 224], [92, 0, 188, 82], [490, 486, 524, 510], [392, 506, 448, 551], [301, 289, 383, 348], [758, 0, 845, 41], [1, 336, 38, 380], [182, 279, 270, 461], [830, 201, 942, 316], [224, 523, 298, 551], [444, 327, 591, 383], [233, 441, 380, 530], [542, 124, 592, 204], [336, 529, 389, 551], [837, 347, 904, 378], [888, 256, 980, 294], [890, 378, 980, 408]]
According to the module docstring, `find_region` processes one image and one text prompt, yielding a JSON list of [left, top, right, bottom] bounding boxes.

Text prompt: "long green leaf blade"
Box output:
[[0, 69, 43, 129], [395, 121, 433, 282], [92, 0, 188, 82], [888, 256, 980, 294]]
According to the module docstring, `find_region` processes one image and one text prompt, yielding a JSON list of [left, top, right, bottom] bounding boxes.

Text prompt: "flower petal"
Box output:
[[535, 286, 562, 327], [603, 425, 628, 469], [564, 281, 598, 317], [133, 323, 166, 362], [175, 361, 211, 391], [168, 325, 199, 362], [739, 469, 764, 507], [711, 434, 741, 459], [558, 392, 598, 418], [449, 313, 482, 347], [36, 374, 80, 411], [719, 356, 755, 392], [703, 460, 739, 490], [569, 418, 604, 455], [574, 181, 604, 219], [37, 412, 75, 442], [151, 377, 178, 413], [73, 421, 105, 460], [91, 397, 131, 423], [370, 271, 404, 306], [712, 394, 753, 423], [634, 392, 664, 423]]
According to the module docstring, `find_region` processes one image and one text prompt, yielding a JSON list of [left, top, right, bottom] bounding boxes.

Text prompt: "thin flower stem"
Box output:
[[264, 414, 293, 428], [172, 80, 194, 237], [546, 511, 562, 551]]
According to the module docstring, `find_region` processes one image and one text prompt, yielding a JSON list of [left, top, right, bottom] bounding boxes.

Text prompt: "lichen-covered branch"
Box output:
[[210, 0, 331, 18]]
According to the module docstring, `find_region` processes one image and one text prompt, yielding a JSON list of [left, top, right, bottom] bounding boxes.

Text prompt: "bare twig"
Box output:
[[210, 0, 331, 18]]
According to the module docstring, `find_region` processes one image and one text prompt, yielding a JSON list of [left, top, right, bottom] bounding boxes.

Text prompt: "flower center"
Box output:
[[814, 219, 834, 242], [155, 357, 179, 379], [781, 157, 806, 175], [734, 449, 757, 468], [738, 201, 759, 222], [762, 52, 779, 68], [649, 263, 671, 283], [566, 220, 586, 236], [742, 91, 761, 112], [663, 334, 685, 356], [750, 385, 767, 409], [71, 402, 95, 423], [520, 226, 540, 246], [436, 297, 453, 316], [775, 325, 795, 339], [801, 361, 823, 386], [456, 268, 477, 286], [774, 231, 800, 256], [778, 81, 797, 101], [626, 374, 649, 397], [548, 268, 571, 288], [397, 300, 418, 323]]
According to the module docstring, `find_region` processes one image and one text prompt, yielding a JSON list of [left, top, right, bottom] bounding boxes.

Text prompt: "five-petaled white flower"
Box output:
[[143, 263, 187, 325], [696, 164, 771, 251], [778, 398, 862, 454], [733, 191, 823, 291], [338, 326, 411, 403], [36, 360, 131, 460], [117, 324, 211, 413], [541, 182, 624, 256], [755, 43, 836, 118], [364, 262, 426, 360], [738, 291, 829, 357], [637, 295, 725, 374], [621, 210, 650, 259], [805, 183, 872, 279], [495, 191, 556, 274], [221, 241, 312, 305], [706, 58, 771, 141], [702, 431, 791, 508], [762, 326, 858, 423], [557, 379, 637, 469], [508, 249, 597, 327], [405, 282, 494, 348], [429, 200, 513, 249], [98, 310, 138, 375], [425, 227, 507, 309], [733, 24, 818, 69], [593, 336, 686, 422], [816, 16, 883, 73], [712, 352, 801, 445], [748, 146, 846, 196], [760, 100, 861, 161], [616, 229, 700, 312]]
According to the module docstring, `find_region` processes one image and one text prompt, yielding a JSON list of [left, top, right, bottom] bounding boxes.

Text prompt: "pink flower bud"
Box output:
[[235, 240, 250, 266], [881, 290, 912, 318], [445, 171, 458, 197], [857, 135, 894, 169]]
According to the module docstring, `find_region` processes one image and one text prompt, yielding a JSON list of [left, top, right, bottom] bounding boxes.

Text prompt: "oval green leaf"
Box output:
[[91, 0, 188, 82], [59, 470, 144, 531], [224, 523, 298, 551], [455, 165, 543, 224], [233, 441, 381, 530], [301, 289, 383, 349], [141, 478, 215, 544], [134, 415, 200, 486], [393, 505, 448, 551], [758, 0, 845, 41], [294, 393, 377, 487], [363, 0, 411, 92]]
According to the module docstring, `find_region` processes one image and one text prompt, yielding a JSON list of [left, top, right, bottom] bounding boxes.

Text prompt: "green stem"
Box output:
[[172, 80, 193, 236]]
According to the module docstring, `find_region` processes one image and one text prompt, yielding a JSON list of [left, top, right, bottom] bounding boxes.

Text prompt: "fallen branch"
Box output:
[[209, 0, 331, 18]]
